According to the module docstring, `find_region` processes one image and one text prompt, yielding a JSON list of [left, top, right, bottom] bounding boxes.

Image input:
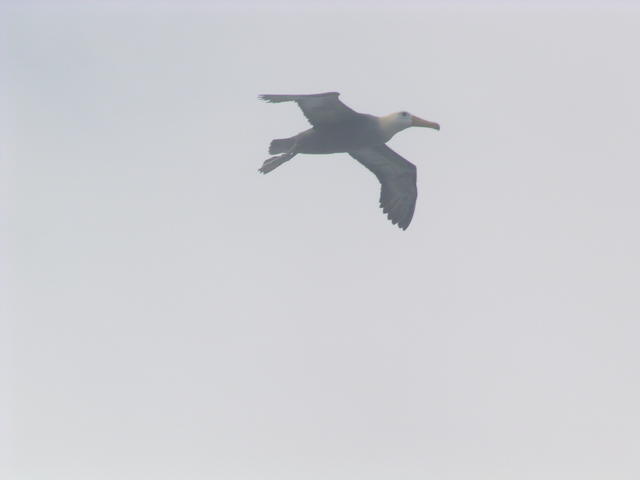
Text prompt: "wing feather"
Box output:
[[348, 145, 418, 230], [259, 92, 359, 127]]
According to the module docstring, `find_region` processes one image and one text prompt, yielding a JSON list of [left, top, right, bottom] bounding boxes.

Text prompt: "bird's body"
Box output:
[[259, 92, 439, 230], [275, 115, 380, 155]]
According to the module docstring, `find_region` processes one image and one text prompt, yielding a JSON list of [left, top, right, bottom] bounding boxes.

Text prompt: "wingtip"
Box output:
[[259, 94, 284, 103], [381, 206, 412, 230]]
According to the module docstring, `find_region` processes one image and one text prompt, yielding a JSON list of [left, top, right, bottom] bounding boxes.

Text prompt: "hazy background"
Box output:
[[3, 1, 640, 479]]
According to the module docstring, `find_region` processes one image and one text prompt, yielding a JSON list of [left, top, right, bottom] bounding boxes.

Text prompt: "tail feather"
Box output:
[[269, 137, 295, 155], [259, 152, 296, 174]]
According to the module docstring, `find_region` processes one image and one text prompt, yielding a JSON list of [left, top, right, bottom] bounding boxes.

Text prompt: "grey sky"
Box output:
[[3, 1, 640, 479]]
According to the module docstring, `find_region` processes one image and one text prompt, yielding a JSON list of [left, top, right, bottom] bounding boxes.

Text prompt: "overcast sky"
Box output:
[[3, 1, 640, 479]]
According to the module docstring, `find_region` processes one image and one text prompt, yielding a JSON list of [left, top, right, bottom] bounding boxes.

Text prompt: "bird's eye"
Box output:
[[401, 111, 409, 117]]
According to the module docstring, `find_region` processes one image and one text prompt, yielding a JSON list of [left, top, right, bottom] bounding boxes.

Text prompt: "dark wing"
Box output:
[[259, 92, 360, 127], [349, 145, 418, 230]]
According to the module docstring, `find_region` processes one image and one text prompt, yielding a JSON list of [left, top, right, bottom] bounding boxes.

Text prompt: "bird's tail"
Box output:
[[269, 137, 296, 155], [259, 152, 296, 174]]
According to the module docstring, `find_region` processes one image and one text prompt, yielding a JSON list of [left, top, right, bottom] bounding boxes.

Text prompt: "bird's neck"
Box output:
[[378, 114, 406, 142]]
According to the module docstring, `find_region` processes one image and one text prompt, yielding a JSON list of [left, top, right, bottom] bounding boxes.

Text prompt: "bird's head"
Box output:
[[380, 111, 440, 141]]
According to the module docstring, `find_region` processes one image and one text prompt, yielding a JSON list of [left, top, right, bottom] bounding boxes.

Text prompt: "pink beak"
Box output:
[[411, 115, 440, 130]]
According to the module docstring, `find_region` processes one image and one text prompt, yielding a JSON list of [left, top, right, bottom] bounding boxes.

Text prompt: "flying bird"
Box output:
[[258, 92, 440, 230]]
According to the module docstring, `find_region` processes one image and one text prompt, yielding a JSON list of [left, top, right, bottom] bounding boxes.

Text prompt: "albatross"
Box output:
[[258, 92, 440, 230]]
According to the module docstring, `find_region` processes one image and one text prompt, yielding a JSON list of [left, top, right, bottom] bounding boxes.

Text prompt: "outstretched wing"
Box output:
[[259, 92, 360, 127], [349, 145, 418, 230]]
